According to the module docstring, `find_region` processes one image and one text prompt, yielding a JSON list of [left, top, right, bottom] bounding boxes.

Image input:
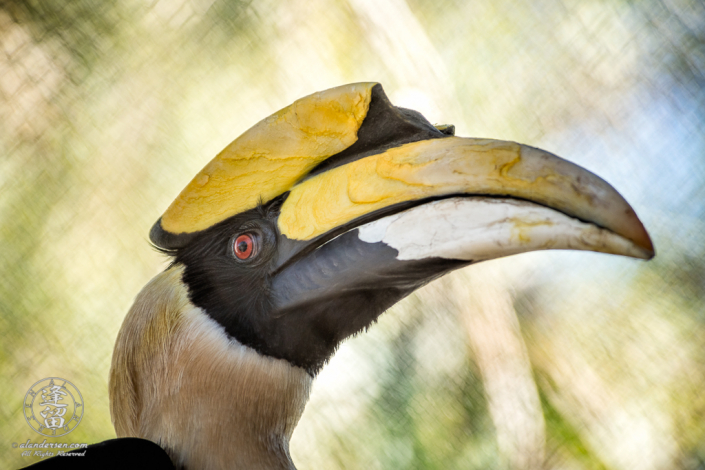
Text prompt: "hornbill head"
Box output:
[[109, 83, 653, 469]]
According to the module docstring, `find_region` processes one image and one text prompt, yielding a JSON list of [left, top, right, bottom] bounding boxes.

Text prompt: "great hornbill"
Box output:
[[26, 83, 653, 470]]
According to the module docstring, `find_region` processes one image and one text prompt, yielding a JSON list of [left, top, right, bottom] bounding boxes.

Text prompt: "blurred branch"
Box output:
[[445, 269, 546, 469]]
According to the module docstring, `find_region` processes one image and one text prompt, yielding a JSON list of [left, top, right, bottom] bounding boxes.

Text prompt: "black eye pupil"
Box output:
[[238, 241, 249, 252]]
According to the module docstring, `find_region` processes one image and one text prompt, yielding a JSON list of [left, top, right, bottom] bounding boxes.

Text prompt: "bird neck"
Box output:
[[110, 266, 313, 470]]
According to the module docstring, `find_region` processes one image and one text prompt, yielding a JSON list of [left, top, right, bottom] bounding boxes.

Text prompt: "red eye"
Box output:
[[233, 234, 255, 260]]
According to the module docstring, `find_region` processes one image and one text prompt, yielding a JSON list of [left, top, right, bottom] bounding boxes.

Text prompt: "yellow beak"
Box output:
[[278, 136, 653, 259]]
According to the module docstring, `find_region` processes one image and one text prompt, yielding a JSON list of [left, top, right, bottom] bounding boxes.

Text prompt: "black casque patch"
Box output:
[[304, 83, 449, 180]]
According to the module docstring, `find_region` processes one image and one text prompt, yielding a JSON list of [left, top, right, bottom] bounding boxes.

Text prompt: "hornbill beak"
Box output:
[[148, 82, 653, 371], [268, 132, 654, 309], [266, 131, 653, 329]]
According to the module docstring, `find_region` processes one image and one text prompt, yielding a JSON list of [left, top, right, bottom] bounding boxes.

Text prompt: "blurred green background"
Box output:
[[1, 0, 703, 468]]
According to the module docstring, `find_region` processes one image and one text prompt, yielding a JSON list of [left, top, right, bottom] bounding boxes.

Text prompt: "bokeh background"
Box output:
[[1, 0, 704, 468]]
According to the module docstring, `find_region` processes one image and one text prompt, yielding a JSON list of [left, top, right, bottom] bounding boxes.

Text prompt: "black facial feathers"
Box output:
[[172, 199, 283, 363]]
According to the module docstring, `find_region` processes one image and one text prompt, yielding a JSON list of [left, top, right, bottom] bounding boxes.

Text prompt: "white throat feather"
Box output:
[[110, 265, 312, 470]]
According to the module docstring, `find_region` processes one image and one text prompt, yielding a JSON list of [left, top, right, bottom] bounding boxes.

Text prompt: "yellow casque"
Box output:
[[160, 82, 375, 235]]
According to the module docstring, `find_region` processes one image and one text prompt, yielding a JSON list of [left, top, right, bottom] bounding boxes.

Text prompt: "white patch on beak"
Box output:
[[357, 197, 652, 261]]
